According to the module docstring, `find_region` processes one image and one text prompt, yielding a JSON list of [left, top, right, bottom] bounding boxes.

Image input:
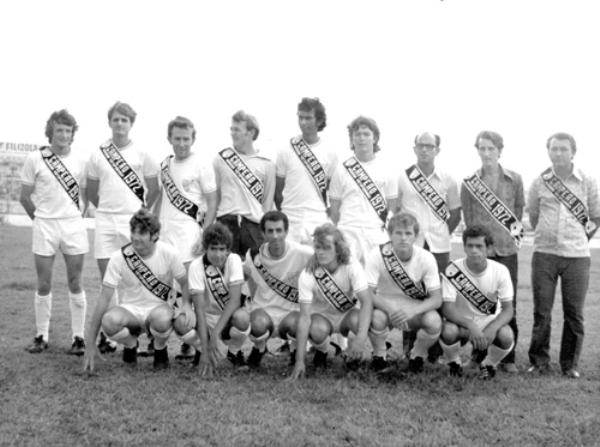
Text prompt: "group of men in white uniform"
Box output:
[[21, 98, 600, 381]]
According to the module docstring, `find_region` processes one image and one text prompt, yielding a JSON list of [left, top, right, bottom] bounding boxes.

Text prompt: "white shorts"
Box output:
[[339, 225, 388, 265], [160, 219, 201, 263], [120, 302, 166, 328], [32, 217, 89, 256], [94, 212, 131, 259], [286, 212, 330, 245]]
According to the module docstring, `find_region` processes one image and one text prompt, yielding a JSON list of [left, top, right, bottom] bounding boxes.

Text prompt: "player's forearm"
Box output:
[[20, 197, 36, 220], [86, 178, 100, 208], [295, 313, 311, 364], [356, 303, 372, 340], [144, 177, 159, 209], [486, 305, 513, 335], [442, 302, 474, 330], [203, 193, 217, 227], [416, 293, 442, 315], [194, 304, 211, 355], [447, 208, 462, 234], [274, 176, 285, 211], [213, 295, 241, 336]]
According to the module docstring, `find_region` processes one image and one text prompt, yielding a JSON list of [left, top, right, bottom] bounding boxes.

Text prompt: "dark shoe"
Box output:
[[330, 341, 343, 357], [371, 356, 389, 372], [153, 347, 169, 370], [562, 368, 580, 379], [448, 361, 463, 377], [192, 350, 202, 367], [175, 342, 194, 361], [247, 347, 266, 368], [289, 350, 297, 367], [276, 342, 290, 355], [26, 335, 48, 353], [98, 332, 117, 354], [527, 364, 550, 375], [408, 356, 425, 373], [479, 364, 497, 380], [138, 338, 155, 357], [426, 342, 443, 363], [313, 350, 328, 369], [123, 343, 138, 364], [227, 350, 246, 367], [67, 336, 85, 356]]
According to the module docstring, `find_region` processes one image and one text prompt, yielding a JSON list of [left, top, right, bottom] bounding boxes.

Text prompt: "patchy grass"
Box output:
[[1, 225, 600, 446]]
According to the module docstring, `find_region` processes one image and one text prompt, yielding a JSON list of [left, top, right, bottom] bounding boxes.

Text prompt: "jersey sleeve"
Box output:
[[298, 270, 315, 304], [275, 147, 289, 178], [20, 153, 37, 185], [228, 254, 245, 286], [496, 264, 514, 302], [103, 252, 124, 289], [365, 248, 381, 288], [328, 165, 345, 201], [142, 152, 159, 178], [422, 251, 441, 291], [349, 261, 369, 293], [441, 275, 457, 302], [187, 259, 206, 293]]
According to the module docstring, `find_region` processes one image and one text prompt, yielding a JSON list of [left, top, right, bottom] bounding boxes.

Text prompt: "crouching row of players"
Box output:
[[84, 209, 514, 381]]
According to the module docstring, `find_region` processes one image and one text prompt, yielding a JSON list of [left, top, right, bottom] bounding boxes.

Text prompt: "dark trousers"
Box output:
[[489, 254, 518, 364], [217, 214, 264, 259], [528, 252, 590, 372]]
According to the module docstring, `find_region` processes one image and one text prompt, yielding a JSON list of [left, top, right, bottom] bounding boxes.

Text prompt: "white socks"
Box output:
[[411, 329, 440, 359], [69, 291, 86, 339], [34, 292, 52, 341]]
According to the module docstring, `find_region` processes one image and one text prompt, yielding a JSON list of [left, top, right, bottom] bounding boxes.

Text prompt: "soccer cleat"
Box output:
[[97, 332, 117, 354], [448, 361, 464, 377], [371, 356, 389, 372], [247, 347, 266, 368], [408, 356, 425, 374], [175, 342, 194, 361], [527, 364, 550, 375], [192, 350, 202, 367], [479, 364, 497, 380], [122, 343, 138, 364], [153, 347, 169, 370], [26, 335, 48, 353], [289, 350, 297, 367], [562, 368, 580, 379], [313, 350, 328, 369], [227, 350, 246, 367], [67, 336, 85, 356]]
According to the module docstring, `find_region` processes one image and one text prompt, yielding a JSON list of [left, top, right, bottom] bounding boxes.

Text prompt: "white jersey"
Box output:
[[298, 261, 368, 324], [87, 140, 158, 214], [103, 241, 186, 308], [441, 257, 513, 319], [159, 152, 216, 222], [20, 148, 87, 219], [366, 244, 440, 302], [245, 241, 313, 317], [188, 253, 245, 321], [276, 136, 338, 220], [329, 156, 398, 231], [213, 149, 276, 223]]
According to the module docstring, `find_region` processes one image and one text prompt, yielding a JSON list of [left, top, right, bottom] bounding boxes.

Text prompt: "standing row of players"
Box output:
[[21, 98, 600, 379]]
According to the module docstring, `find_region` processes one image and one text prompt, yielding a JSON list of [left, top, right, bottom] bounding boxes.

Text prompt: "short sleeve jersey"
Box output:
[[365, 244, 440, 301], [329, 156, 398, 231], [20, 148, 87, 219], [441, 258, 513, 319], [103, 241, 186, 308], [159, 152, 217, 222], [188, 253, 245, 319], [87, 140, 159, 214]]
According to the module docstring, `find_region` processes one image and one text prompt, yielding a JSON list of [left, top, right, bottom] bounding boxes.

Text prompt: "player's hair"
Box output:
[[129, 208, 161, 236], [347, 116, 381, 153], [414, 132, 441, 149], [475, 130, 504, 151], [167, 116, 196, 140], [44, 109, 78, 143], [260, 210, 289, 232], [462, 225, 493, 247], [232, 110, 260, 141], [387, 212, 420, 236], [546, 132, 577, 154], [297, 97, 327, 131], [306, 223, 351, 272], [201, 222, 233, 251], [107, 101, 137, 124]]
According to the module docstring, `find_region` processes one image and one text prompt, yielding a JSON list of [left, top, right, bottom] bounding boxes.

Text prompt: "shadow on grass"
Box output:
[[1, 280, 36, 291]]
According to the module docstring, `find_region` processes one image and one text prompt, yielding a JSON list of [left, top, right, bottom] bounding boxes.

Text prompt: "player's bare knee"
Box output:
[[371, 308, 389, 331], [421, 310, 442, 334], [147, 305, 174, 333], [231, 308, 250, 331], [101, 309, 125, 335], [441, 321, 459, 344], [67, 276, 82, 294], [279, 311, 299, 339], [173, 314, 191, 336], [340, 309, 359, 336], [494, 325, 514, 349], [250, 309, 273, 337], [309, 314, 332, 344]]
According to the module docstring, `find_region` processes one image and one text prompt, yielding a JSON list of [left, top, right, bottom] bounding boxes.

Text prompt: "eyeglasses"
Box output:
[[415, 143, 437, 151]]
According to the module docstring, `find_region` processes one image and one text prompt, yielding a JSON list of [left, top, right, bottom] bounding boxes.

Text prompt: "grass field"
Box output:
[[1, 225, 600, 446]]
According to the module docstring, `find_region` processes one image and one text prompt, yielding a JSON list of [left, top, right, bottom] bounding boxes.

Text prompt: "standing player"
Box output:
[[461, 131, 524, 373], [274, 97, 338, 244], [86, 102, 159, 351], [329, 116, 398, 265], [365, 213, 442, 372], [288, 224, 373, 379], [243, 210, 314, 367], [20, 109, 88, 355], [83, 209, 191, 371], [527, 133, 600, 378], [213, 110, 275, 257], [439, 226, 514, 380]]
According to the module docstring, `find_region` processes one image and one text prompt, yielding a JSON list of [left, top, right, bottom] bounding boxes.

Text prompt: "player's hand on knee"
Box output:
[[483, 327, 496, 347], [390, 310, 409, 329], [468, 326, 487, 351], [345, 335, 367, 360], [179, 305, 194, 328]]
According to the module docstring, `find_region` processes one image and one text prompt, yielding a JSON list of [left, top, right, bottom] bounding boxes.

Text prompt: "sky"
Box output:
[[1, 0, 599, 185]]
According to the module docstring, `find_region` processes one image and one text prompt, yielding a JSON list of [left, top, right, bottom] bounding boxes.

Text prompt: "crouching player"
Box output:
[[440, 225, 514, 379], [365, 212, 442, 373], [289, 224, 373, 379], [175, 222, 250, 376], [243, 211, 314, 367], [84, 209, 190, 371]]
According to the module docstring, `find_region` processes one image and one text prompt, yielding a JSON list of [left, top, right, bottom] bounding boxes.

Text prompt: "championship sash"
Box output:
[[290, 137, 328, 206], [463, 173, 524, 248], [313, 266, 357, 312], [203, 255, 230, 310], [443, 262, 497, 315], [379, 242, 427, 300], [249, 248, 298, 303], [218, 148, 264, 203], [100, 142, 146, 206], [540, 168, 596, 238], [160, 156, 200, 221], [39, 146, 80, 210], [343, 156, 388, 225], [405, 165, 449, 222], [121, 243, 173, 303]]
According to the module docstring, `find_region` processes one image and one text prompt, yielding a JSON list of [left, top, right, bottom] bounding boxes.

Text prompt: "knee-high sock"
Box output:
[[369, 327, 389, 359], [411, 329, 440, 359], [249, 330, 270, 352], [482, 342, 514, 367], [285, 334, 298, 353], [440, 340, 462, 365], [149, 327, 173, 350], [110, 327, 137, 349], [34, 292, 52, 341], [331, 333, 347, 350], [225, 326, 250, 354], [311, 336, 330, 353], [68, 291, 86, 339], [181, 329, 202, 350]]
